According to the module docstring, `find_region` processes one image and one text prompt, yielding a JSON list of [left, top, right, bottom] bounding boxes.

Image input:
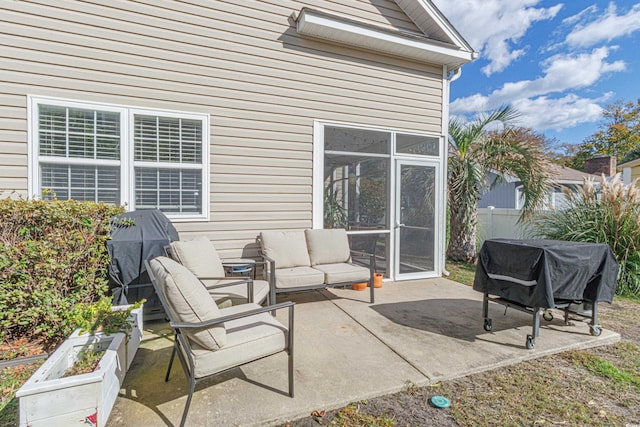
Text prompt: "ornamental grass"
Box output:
[[531, 174, 640, 298]]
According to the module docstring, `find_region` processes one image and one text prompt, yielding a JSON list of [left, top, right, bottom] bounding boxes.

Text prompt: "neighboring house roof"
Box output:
[[295, 1, 477, 70], [548, 164, 603, 185], [617, 157, 640, 169], [491, 165, 603, 186]]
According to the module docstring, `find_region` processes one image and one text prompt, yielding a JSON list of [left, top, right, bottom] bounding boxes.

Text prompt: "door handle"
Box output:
[[396, 223, 405, 228]]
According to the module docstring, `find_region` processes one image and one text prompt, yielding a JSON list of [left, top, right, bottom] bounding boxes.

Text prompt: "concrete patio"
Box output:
[[108, 277, 619, 426]]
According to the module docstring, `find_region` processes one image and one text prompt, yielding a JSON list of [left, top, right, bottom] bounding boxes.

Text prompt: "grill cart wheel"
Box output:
[[483, 318, 492, 332], [542, 311, 553, 322], [526, 335, 535, 349], [590, 325, 602, 336]]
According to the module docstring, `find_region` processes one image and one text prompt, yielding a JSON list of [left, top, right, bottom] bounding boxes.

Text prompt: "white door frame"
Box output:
[[393, 158, 442, 281]]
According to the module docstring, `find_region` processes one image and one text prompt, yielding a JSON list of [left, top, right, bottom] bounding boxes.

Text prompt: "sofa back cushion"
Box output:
[[305, 229, 351, 266], [170, 236, 226, 279], [149, 257, 226, 350], [260, 231, 311, 269]]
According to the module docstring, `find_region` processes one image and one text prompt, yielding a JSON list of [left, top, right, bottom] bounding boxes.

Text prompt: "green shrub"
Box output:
[[531, 175, 640, 298], [0, 198, 124, 348]]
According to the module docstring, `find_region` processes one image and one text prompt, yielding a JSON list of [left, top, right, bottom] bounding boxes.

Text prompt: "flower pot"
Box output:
[[370, 273, 383, 288], [352, 282, 368, 291]]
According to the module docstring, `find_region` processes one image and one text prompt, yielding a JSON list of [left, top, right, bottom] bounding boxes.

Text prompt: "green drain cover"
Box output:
[[430, 395, 451, 408]]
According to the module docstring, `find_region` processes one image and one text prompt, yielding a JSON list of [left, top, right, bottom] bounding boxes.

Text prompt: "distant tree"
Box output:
[[621, 147, 640, 164], [564, 99, 640, 170], [447, 107, 553, 262], [554, 142, 594, 169]]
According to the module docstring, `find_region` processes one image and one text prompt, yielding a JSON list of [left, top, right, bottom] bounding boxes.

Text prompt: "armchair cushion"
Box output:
[[305, 229, 351, 266], [149, 257, 226, 350], [313, 263, 370, 284], [260, 231, 311, 268], [201, 279, 270, 307], [189, 303, 287, 378], [170, 236, 226, 279]]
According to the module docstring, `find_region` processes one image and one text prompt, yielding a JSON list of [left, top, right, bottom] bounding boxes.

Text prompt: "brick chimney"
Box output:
[[585, 155, 617, 176]]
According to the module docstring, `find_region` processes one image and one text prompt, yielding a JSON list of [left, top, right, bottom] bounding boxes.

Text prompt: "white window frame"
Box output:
[[28, 96, 210, 221]]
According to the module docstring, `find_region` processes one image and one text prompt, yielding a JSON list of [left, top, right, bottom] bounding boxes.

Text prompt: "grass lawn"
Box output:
[[445, 260, 477, 287]]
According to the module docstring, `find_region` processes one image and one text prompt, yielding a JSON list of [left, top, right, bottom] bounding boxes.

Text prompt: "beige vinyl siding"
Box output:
[[0, 0, 444, 257]]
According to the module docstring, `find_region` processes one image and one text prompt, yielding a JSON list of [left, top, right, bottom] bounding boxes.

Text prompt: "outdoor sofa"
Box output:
[[258, 229, 375, 304]]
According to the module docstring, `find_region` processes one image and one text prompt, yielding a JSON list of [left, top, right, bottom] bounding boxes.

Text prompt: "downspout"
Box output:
[[448, 67, 462, 83], [440, 66, 462, 277]]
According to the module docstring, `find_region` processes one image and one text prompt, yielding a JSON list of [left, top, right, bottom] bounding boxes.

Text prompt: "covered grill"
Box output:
[[107, 209, 179, 319], [473, 239, 619, 349]]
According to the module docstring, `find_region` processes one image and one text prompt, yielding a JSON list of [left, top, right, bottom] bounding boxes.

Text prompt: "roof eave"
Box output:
[[296, 8, 475, 68], [618, 158, 640, 169]]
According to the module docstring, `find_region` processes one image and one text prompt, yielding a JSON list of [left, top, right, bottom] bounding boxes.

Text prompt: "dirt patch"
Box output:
[[599, 298, 640, 343], [0, 337, 52, 362], [283, 385, 459, 427]]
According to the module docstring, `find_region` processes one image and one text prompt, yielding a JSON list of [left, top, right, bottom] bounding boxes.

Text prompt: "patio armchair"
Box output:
[[147, 257, 294, 427], [167, 236, 270, 308]]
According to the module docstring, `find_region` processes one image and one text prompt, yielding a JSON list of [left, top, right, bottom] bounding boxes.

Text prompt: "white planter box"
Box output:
[[16, 306, 143, 427]]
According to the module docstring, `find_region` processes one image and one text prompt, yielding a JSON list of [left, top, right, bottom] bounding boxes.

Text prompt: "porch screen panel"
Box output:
[[396, 134, 439, 156], [324, 154, 389, 230]]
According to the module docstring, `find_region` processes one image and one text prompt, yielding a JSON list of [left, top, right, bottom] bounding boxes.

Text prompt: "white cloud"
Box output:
[[561, 5, 597, 26], [450, 47, 625, 114], [565, 2, 640, 48], [450, 46, 625, 132], [512, 95, 605, 132], [432, 0, 562, 76]]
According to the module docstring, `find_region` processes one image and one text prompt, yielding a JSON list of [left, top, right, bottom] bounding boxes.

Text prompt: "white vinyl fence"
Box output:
[[477, 207, 530, 247]]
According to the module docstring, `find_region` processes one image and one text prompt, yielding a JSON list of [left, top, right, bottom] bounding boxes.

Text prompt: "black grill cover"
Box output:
[[473, 239, 619, 308], [107, 210, 179, 309]]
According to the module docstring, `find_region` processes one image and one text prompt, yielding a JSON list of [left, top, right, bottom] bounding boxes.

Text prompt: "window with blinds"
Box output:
[[133, 114, 203, 214], [30, 97, 209, 220]]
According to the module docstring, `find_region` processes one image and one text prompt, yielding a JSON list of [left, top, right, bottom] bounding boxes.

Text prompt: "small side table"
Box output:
[[222, 258, 256, 279]]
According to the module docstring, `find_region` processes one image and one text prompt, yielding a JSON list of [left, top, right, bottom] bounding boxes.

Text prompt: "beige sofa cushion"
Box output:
[[170, 236, 226, 279], [190, 303, 287, 378], [313, 263, 370, 284], [260, 231, 311, 269], [149, 257, 226, 350], [305, 229, 351, 266], [273, 266, 325, 289]]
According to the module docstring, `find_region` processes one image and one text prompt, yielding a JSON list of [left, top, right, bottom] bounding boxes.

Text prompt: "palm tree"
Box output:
[[447, 106, 552, 262]]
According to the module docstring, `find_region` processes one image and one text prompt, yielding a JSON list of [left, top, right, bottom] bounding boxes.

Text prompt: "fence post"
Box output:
[[488, 206, 495, 239]]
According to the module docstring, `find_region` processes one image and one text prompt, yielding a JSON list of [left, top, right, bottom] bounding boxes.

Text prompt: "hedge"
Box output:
[[0, 198, 124, 348]]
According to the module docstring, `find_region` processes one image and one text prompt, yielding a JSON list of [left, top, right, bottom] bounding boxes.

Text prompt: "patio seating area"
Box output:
[[107, 276, 619, 426]]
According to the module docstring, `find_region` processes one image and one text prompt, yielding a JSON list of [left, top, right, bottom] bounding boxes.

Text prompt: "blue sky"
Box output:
[[432, 0, 640, 147]]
